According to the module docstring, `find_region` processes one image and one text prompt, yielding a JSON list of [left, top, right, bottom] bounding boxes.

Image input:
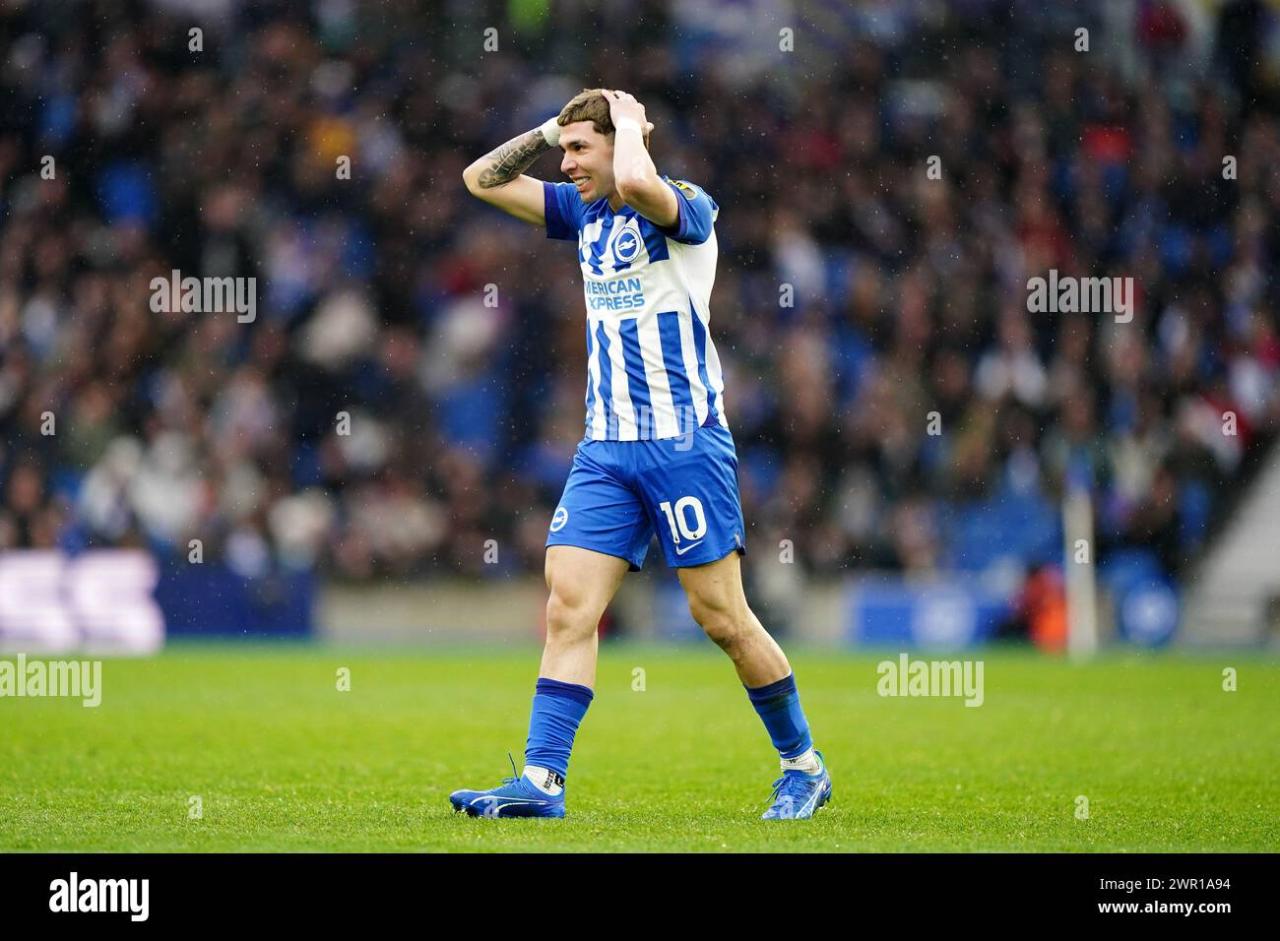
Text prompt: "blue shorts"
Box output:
[[546, 422, 747, 570]]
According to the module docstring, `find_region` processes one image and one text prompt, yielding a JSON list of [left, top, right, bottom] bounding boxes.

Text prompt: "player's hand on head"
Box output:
[[606, 89, 653, 134]]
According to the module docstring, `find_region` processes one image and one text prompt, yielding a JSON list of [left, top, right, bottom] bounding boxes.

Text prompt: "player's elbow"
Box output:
[[463, 159, 495, 196], [614, 175, 638, 198], [462, 165, 481, 196]]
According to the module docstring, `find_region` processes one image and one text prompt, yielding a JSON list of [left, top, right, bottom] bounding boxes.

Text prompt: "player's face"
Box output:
[[559, 121, 615, 202]]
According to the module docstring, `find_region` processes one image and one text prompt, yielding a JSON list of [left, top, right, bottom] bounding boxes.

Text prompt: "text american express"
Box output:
[[585, 276, 645, 311]]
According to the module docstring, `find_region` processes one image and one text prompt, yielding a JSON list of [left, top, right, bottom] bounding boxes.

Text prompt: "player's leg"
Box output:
[[678, 550, 831, 819], [517, 545, 629, 796], [641, 423, 831, 818], [538, 544, 629, 687], [677, 549, 790, 687], [447, 544, 630, 819], [676, 552, 819, 763], [450, 440, 650, 818]]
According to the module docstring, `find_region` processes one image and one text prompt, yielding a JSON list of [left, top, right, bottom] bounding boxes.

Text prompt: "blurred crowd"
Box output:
[[2, 0, 1279, 585]]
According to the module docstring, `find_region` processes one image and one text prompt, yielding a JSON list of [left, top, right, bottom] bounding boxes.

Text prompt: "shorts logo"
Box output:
[[550, 506, 569, 532], [614, 227, 641, 263]]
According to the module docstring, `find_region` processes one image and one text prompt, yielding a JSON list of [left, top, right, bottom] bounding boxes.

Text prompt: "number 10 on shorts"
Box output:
[[658, 496, 707, 544]]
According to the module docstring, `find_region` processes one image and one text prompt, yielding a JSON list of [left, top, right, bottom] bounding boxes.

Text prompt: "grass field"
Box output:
[[1, 643, 1277, 852]]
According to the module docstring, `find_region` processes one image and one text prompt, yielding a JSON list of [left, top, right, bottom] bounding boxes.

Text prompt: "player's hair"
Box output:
[[557, 88, 651, 150]]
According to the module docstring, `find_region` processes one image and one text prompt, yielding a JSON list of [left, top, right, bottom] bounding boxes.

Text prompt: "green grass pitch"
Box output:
[[2, 643, 1277, 852]]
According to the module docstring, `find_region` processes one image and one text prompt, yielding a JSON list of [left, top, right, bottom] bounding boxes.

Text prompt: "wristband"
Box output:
[[538, 117, 562, 147], [613, 117, 642, 135]]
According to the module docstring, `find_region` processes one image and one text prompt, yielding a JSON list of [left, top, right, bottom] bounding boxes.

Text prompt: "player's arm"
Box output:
[[461, 126, 554, 225], [606, 90, 676, 227]]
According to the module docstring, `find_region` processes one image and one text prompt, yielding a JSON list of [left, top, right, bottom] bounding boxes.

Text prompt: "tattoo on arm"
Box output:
[[476, 129, 551, 188]]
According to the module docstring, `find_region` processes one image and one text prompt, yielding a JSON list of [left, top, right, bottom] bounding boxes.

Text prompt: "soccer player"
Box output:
[[451, 88, 830, 819]]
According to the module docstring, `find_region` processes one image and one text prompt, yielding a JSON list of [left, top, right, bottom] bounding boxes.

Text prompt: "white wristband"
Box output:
[[614, 117, 642, 135], [538, 117, 561, 147]]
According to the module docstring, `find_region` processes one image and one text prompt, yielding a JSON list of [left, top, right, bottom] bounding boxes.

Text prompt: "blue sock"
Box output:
[[523, 677, 594, 780], [745, 672, 813, 759]]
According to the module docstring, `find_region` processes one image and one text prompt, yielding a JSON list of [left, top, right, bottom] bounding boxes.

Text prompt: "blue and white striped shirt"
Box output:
[[544, 176, 727, 441]]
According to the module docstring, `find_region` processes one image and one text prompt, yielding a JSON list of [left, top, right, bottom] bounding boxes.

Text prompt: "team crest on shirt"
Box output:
[[613, 225, 641, 263]]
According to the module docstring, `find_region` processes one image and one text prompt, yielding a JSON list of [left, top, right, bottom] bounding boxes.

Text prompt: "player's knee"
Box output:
[[689, 595, 747, 649], [545, 581, 599, 639]]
